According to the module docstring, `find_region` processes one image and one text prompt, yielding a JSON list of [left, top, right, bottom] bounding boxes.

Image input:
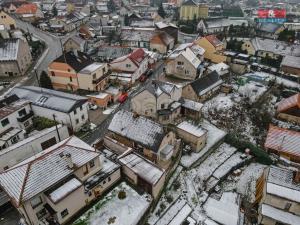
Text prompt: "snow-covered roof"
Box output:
[[204, 192, 240, 225], [0, 39, 19, 61], [264, 125, 300, 158], [261, 204, 300, 224], [0, 96, 30, 119], [251, 37, 300, 57], [208, 62, 229, 74], [87, 93, 109, 99], [281, 55, 300, 69], [79, 62, 104, 74], [108, 110, 165, 152], [119, 153, 164, 185], [177, 121, 207, 137], [168, 45, 201, 69], [155, 21, 178, 29], [0, 136, 98, 206], [266, 166, 300, 203], [48, 178, 82, 203], [181, 98, 203, 111], [9, 86, 88, 113]]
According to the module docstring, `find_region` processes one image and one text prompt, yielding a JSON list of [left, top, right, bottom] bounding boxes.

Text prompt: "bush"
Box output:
[[173, 180, 181, 191], [118, 190, 126, 200], [32, 116, 58, 131], [166, 195, 173, 203], [160, 203, 166, 211], [225, 133, 273, 165]]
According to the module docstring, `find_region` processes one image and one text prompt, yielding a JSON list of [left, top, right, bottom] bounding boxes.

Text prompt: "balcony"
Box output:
[[17, 110, 34, 122]]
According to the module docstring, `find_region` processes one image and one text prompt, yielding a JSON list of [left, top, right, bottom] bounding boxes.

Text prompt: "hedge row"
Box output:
[[225, 134, 273, 165]]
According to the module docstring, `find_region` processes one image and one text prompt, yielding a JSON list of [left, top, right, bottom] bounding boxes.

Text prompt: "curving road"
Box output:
[[15, 19, 76, 86]]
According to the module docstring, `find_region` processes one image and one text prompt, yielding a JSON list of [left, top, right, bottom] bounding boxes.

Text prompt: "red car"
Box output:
[[118, 93, 128, 103], [139, 74, 147, 82]]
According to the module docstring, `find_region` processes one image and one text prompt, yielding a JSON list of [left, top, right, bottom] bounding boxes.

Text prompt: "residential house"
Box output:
[[256, 23, 284, 39], [155, 21, 178, 43], [131, 80, 182, 124], [264, 125, 300, 163], [207, 62, 230, 77], [107, 109, 179, 168], [105, 86, 122, 103], [120, 27, 155, 49], [87, 93, 112, 109], [0, 125, 69, 172], [63, 36, 87, 52], [256, 166, 300, 225], [15, 3, 43, 22], [195, 35, 227, 63], [9, 86, 89, 132], [242, 37, 300, 59], [176, 121, 207, 152], [0, 38, 32, 76], [280, 55, 300, 76], [166, 43, 202, 80], [0, 95, 34, 150], [119, 153, 166, 199], [150, 31, 175, 54], [48, 51, 110, 91], [96, 46, 132, 62], [197, 18, 248, 34], [182, 71, 223, 102], [179, 0, 208, 20], [109, 48, 149, 83], [79, 25, 95, 40], [180, 98, 203, 120], [1, 0, 27, 13], [277, 93, 300, 124], [0, 136, 121, 225], [0, 10, 16, 30]]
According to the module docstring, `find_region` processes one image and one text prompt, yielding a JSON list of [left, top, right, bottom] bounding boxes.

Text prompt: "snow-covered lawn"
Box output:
[[180, 120, 226, 168], [73, 182, 152, 225], [237, 81, 267, 103]]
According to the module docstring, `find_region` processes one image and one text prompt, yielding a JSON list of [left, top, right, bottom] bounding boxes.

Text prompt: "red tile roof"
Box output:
[[205, 35, 222, 48], [264, 125, 300, 158], [277, 93, 300, 113], [15, 3, 37, 14], [129, 48, 146, 64]]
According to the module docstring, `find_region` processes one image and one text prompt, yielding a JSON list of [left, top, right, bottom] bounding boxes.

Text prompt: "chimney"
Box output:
[[63, 153, 74, 169], [293, 170, 300, 184]]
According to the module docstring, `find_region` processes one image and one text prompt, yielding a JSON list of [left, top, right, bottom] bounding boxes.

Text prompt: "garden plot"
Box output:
[[237, 81, 267, 103], [180, 120, 226, 168], [73, 182, 151, 225], [221, 163, 266, 203]]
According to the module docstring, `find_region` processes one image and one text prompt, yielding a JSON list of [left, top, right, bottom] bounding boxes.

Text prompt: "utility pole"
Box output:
[[53, 114, 61, 142]]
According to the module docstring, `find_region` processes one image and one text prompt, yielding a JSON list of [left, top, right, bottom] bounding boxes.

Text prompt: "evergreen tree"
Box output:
[[40, 71, 53, 89], [52, 6, 58, 16], [124, 14, 129, 26], [158, 3, 166, 18], [107, 0, 116, 13]]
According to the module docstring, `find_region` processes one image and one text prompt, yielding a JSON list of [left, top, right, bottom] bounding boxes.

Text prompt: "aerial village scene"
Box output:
[[0, 0, 300, 224]]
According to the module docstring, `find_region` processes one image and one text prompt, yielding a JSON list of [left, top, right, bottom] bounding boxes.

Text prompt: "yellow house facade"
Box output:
[[0, 10, 16, 30], [180, 0, 208, 20], [195, 35, 226, 63]]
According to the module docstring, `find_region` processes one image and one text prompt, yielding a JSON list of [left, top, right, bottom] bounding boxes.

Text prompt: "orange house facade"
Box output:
[[48, 51, 109, 91]]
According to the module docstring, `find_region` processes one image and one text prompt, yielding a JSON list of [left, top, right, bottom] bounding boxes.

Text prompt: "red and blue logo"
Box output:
[[258, 9, 286, 23]]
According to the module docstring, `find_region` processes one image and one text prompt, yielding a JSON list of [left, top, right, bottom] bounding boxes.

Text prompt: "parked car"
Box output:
[[145, 69, 153, 77], [139, 74, 147, 82], [89, 103, 98, 110], [118, 93, 128, 103]]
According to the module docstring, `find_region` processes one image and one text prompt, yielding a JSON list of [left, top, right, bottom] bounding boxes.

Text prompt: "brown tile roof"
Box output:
[[15, 3, 37, 14]]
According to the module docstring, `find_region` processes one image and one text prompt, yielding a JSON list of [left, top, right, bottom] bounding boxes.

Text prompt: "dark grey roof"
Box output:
[[267, 166, 300, 191], [108, 110, 165, 152], [0, 38, 19, 61], [189, 71, 223, 95], [8, 86, 88, 113]]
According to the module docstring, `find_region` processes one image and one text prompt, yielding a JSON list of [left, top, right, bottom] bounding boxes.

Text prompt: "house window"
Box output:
[[177, 61, 184, 65], [70, 77, 72, 82], [185, 70, 189, 74], [82, 115, 85, 120], [75, 119, 79, 124], [93, 73, 96, 79], [18, 108, 26, 117], [108, 177, 111, 182], [284, 202, 292, 211], [11, 135, 19, 144], [161, 104, 165, 109], [51, 71, 55, 76], [68, 69, 71, 72], [1, 118, 9, 127], [103, 180, 106, 185], [126, 64, 131, 68], [102, 67, 106, 73], [61, 209, 69, 218], [36, 208, 47, 219], [31, 196, 43, 209], [80, 106, 83, 111], [89, 160, 95, 168], [74, 109, 77, 115], [83, 164, 88, 175]]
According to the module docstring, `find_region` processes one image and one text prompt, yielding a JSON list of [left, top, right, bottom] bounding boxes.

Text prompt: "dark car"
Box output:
[[145, 69, 153, 77]]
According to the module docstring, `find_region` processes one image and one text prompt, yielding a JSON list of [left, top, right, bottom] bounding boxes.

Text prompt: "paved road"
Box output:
[[15, 19, 76, 86], [82, 60, 165, 145]]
